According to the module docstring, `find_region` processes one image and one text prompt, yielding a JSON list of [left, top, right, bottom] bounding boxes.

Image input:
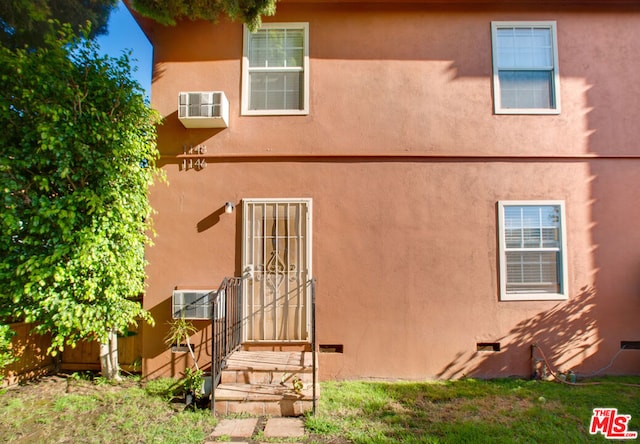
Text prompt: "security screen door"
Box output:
[[242, 199, 312, 341]]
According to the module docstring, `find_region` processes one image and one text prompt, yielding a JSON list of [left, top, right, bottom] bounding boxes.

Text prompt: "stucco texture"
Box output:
[[141, 3, 640, 380]]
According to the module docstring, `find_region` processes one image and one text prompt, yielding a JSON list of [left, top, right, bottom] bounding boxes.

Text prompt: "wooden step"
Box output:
[[215, 383, 316, 401], [225, 351, 314, 371], [221, 351, 314, 384], [213, 383, 316, 416], [213, 351, 318, 417]]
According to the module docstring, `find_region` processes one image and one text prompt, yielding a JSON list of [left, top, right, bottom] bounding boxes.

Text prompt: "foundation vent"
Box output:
[[477, 342, 501, 352], [319, 344, 344, 353]]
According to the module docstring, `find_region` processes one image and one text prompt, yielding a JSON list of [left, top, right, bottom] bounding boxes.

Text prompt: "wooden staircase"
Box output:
[[213, 350, 317, 416]]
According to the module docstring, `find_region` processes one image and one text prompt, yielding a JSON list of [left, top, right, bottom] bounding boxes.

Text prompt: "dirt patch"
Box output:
[[2, 373, 141, 400], [3, 374, 68, 400], [414, 393, 542, 425]]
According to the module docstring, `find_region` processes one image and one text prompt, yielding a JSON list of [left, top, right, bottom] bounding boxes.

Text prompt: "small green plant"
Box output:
[[183, 368, 204, 395], [165, 316, 201, 374], [164, 317, 197, 350], [130, 356, 142, 373], [92, 376, 110, 386], [182, 368, 205, 409], [68, 371, 95, 381], [280, 373, 304, 394], [165, 317, 206, 409], [292, 376, 304, 394]]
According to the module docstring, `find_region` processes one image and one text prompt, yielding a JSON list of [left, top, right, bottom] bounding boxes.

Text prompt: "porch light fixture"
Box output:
[[224, 202, 235, 214]]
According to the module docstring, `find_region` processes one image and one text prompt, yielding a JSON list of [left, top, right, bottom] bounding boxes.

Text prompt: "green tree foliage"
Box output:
[[131, 0, 277, 30], [0, 25, 160, 361], [0, 325, 16, 381], [0, 0, 117, 49]]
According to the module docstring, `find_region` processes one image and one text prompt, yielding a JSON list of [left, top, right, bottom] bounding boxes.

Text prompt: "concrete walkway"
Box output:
[[204, 417, 306, 443]]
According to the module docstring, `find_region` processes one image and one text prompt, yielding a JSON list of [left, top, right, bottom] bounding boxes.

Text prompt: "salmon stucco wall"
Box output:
[[140, 2, 640, 380]]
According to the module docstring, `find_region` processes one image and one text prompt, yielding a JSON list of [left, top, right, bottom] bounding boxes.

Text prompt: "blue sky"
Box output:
[[95, 1, 153, 97]]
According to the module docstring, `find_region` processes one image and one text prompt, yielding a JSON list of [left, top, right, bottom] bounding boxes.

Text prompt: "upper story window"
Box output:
[[498, 201, 568, 301], [491, 21, 560, 114], [242, 22, 309, 116]]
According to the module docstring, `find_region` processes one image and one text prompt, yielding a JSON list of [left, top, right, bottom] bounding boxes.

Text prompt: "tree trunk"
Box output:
[[99, 329, 122, 381]]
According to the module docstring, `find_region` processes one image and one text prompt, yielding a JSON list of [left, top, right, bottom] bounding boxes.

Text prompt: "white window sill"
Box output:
[[501, 293, 568, 302], [495, 108, 561, 115], [241, 109, 309, 116]]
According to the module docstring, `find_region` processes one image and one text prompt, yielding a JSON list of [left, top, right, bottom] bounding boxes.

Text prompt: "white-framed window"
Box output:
[[242, 22, 309, 115], [498, 201, 568, 301], [491, 21, 560, 114]]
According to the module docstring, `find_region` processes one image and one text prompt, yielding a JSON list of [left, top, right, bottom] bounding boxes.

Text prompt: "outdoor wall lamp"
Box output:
[[224, 202, 235, 214]]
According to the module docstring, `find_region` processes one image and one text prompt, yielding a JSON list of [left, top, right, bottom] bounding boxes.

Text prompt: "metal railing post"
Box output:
[[210, 288, 219, 415], [311, 278, 317, 416]]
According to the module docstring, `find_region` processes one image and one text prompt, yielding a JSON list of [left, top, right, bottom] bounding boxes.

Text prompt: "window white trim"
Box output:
[[242, 22, 310, 116], [498, 201, 568, 301], [491, 21, 561, 115]]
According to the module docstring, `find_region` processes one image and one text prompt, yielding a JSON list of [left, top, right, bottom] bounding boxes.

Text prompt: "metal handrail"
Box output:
[[209, 276, 317, 415], [311, 278, 317, 415], [210, 277, 243, 414]]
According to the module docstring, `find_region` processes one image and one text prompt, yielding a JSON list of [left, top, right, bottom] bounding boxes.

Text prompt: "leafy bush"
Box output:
[[0, 325, 16, 381]]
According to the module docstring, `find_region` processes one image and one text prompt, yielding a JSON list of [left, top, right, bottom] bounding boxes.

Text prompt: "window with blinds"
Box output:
[[498, 201, 568, 301], [242, 23, 309, 115], [491, 21, 560, 114]]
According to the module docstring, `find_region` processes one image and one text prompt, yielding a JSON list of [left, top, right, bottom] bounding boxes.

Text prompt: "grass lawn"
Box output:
[[0, 374, 218, 444], [0, 374, 638, 443], [310, 377, 640, 443]]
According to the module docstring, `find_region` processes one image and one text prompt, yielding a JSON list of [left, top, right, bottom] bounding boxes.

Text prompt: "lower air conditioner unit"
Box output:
[[178, 91, 229, 128], [172, 289, 217, 320]]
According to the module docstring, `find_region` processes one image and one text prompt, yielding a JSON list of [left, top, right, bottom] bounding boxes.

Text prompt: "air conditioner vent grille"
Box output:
[[172, 289, 215, 320]]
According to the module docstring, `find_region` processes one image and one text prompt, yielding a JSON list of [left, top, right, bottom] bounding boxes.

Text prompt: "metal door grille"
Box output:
[[243, 199, 311, 341]]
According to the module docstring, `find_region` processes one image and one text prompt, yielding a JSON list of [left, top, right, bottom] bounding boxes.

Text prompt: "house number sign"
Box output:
[[181, 144, 207, 171]]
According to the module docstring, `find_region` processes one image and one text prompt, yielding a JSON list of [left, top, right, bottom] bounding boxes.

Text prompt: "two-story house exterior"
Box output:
[[133, 0, 640, 383]]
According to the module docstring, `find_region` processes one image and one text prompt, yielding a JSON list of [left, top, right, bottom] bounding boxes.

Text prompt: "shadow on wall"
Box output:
[[155, 110, 227, 164], [144, 320, 214, 381], [197, 204, 230, 233], [438, 286, 601, 379], [3, 323, 53, 384], [143, 294, 214, 380]]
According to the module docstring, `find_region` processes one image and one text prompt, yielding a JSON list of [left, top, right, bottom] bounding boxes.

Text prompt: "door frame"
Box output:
[[241, 198, 313, 343]]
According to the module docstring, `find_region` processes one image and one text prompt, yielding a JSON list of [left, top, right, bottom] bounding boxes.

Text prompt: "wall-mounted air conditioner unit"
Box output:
[[178, 91, 229, 128], [172, 289, 217, 320]]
